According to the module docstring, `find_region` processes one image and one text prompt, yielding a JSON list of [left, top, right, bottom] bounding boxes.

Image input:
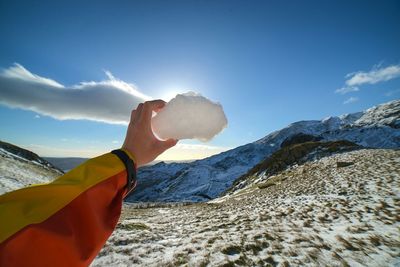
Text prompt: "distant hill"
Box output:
[[44, 157, 88, 172], [43, 158, 192, 172]]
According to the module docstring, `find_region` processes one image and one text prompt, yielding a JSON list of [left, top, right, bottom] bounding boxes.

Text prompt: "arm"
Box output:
[[0, 100, 177, 267]]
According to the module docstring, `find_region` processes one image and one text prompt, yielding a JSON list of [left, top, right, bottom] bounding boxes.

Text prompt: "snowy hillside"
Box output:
[[223, 140, 361, 196], [127, 99, 400, 203], [0, 141, 63, 195], [93, 148, 400, 266]]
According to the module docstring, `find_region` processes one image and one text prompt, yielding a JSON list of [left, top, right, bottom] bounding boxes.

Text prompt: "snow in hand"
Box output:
[[151, 92, 228, 141]]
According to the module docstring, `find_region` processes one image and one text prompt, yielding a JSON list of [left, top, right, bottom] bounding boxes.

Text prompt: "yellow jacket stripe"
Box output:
[[0, 152, 126, 243]]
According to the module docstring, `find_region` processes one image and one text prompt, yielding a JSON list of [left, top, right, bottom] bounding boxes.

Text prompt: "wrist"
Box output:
[[111, 149, 137, 197], [121, 145, 144, 167], [120, 148, 136, 163]]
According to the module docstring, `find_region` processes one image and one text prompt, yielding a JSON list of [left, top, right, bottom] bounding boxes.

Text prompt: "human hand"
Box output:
[[122, 100, 178, 167]]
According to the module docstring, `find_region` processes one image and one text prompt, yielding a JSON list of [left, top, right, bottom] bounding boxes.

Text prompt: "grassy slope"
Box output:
[[93, 148, 400, 267]]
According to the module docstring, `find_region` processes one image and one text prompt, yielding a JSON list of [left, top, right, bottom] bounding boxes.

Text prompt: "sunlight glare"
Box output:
[[159, 88, 183, 101]]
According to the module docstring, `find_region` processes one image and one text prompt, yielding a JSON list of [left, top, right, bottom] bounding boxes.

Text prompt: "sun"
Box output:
[[159, 88, 184, 101]]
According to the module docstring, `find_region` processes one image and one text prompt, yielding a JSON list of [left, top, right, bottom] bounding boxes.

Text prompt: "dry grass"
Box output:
[[93, 149, 400, 267]]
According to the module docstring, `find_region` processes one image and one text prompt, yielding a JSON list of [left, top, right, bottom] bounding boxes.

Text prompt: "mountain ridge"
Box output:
[[1, 100, 399, 200], [126, 99, 400, 203]]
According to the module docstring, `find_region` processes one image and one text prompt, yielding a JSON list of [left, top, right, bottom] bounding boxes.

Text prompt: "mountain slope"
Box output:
[[126, 99, 400, 203], [223, 140, 361, 196], [0, 141, 63, 195], [94, 148, 400, 266]]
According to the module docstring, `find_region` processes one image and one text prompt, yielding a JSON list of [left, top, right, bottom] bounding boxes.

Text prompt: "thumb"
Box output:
[[158, 138, 178, 153]]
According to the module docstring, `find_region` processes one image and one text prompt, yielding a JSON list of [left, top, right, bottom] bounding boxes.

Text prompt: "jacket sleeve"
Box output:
[[0, 151, 136, 267]]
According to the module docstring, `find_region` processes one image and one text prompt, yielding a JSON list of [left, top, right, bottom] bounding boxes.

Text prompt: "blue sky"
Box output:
[[0, 0, 399, 160]]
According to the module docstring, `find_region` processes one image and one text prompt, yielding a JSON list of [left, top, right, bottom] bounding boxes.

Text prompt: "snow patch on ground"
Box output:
[[93, 149, 400, 266]]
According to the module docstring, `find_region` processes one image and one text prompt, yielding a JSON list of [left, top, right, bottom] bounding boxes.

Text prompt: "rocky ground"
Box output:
[[93, 148, 400, 267]]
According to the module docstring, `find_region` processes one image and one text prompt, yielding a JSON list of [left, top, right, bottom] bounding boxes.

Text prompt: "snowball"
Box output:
[[151, 92, 228, 142]]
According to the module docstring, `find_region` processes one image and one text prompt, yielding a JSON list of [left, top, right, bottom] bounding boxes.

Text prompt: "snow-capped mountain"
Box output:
[[126, 99, 400, 203], [0, 141, 63, 195]]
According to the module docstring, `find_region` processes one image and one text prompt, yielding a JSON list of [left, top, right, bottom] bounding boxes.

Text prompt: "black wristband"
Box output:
[[111, 149, 137, 195]]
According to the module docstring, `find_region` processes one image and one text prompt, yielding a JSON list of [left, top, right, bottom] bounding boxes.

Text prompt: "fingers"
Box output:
[[132, 100, 165, 124], [142, 100, 166, 121], [136, 103, 144, 118], [130, 103, 143, 124], [129, 109, 137, 123]]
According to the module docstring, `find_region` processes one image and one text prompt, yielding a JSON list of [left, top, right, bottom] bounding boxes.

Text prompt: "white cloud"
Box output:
[[0, 63, 151, 124], [345, 64, 400, 86], [343, 97, 358, 104], [384, 89, 400, 97], [111, 140, 120, 144], [3, 64, 64, 88], [335, 86, 359, 95], [335, 64, 400, 95]]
